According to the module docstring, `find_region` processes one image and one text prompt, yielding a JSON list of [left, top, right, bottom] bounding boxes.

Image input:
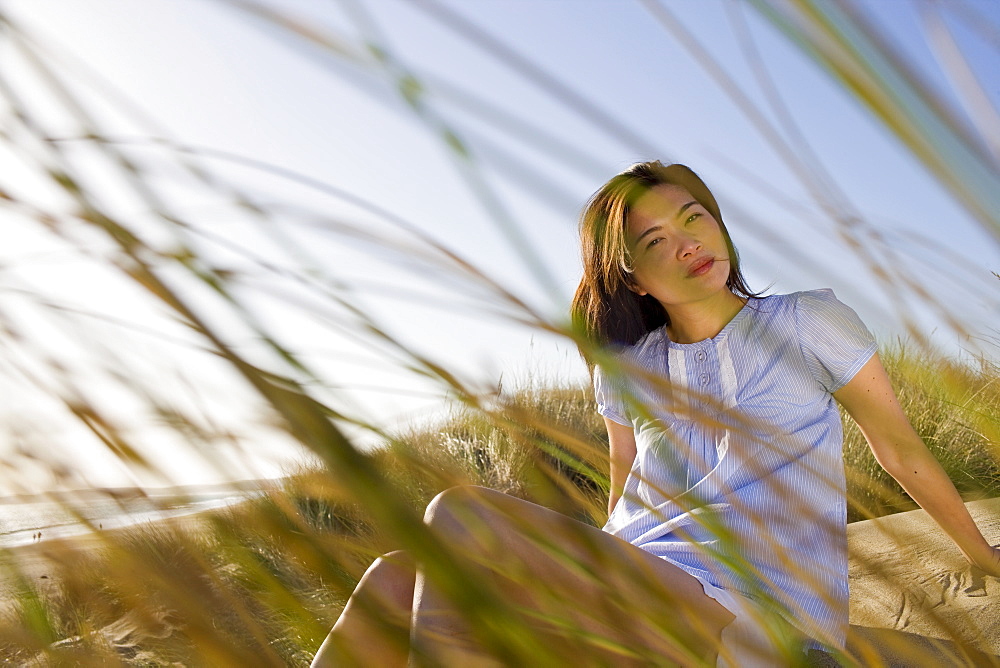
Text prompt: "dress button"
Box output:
[[700, 373, 710, 386], [696, 350, 707, 362]]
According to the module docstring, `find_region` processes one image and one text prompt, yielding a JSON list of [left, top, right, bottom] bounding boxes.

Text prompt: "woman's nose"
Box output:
[[677, 234, 702, 259]]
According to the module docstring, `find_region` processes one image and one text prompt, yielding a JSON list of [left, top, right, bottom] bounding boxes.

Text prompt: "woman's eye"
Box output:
[[647, 237, 661, 248], [686, 213, 702, 224]]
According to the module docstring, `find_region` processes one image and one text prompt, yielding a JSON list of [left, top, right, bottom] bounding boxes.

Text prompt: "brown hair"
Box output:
[[571, 161, 760, 355]]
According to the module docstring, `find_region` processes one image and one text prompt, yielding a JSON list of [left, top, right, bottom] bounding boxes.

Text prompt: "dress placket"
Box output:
[[669, 340, 734, 490]]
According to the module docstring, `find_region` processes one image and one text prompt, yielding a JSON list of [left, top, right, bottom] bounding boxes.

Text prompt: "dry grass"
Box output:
[[1, 344, 996, 664], [0, 1, 997, 664], [843, 344, 1000, 522]]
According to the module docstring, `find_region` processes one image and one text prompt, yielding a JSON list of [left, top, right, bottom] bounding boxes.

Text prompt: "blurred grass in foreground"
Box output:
[[0, 0, 998, 665], [0, 343, 997, 665]]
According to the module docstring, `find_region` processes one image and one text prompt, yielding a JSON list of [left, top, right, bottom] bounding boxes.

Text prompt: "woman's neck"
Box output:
[[665, 291, 747, 344]]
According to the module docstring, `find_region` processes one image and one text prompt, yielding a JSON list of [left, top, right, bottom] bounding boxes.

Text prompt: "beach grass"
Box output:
[[0, 0, 998, 664], [1, 343, 997, 665], [843, 343, 1000, 522]]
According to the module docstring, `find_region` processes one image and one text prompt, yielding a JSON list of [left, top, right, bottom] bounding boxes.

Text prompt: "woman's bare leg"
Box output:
[[410, 485, 735, 667], [310, 550, 415, 668]]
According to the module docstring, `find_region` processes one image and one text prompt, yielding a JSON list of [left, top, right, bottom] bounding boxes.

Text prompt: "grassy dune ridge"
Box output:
[[1, 343, 997, 665]]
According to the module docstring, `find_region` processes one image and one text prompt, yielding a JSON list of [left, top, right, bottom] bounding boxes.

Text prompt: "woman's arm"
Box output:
[[605, 417, 638, 516], [833, 353, 1000, 575]]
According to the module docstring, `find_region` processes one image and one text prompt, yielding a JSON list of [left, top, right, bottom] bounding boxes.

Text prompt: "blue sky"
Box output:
[[0, 0, 997, 491]]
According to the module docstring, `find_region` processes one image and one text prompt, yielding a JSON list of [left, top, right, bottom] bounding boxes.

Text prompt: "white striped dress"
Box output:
[[595, 289, 877, 651]]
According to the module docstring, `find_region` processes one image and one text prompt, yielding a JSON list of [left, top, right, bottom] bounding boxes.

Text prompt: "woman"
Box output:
[[312, 161, 999, 666]]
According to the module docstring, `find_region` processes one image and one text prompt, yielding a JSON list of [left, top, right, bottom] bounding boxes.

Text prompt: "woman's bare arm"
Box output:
[[833, 353, 1000, 575], [605, 417, 638, 516]]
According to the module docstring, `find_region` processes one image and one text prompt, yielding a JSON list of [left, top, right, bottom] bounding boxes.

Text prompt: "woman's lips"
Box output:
[[688, 258, 715, 277]]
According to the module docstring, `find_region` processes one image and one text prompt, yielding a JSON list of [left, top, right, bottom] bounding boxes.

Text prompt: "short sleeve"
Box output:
[[795, 289, 878, 393], [593, 363, 631, 426]]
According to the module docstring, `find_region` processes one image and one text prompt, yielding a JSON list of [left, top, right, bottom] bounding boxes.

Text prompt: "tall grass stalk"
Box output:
[[0, 1, 996, 665]]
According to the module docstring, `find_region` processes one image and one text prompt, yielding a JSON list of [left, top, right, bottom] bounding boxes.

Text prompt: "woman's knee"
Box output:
[[423, 485, 503, 534], [355, 550, 415, 609], [366, 549, 413, 578], [424, 485, 489, 521]]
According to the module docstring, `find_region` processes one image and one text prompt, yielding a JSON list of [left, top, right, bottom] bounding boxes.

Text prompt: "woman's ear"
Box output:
[[625, 278, 648, 297]]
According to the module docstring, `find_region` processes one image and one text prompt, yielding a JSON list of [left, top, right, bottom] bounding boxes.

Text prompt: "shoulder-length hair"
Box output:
[[571, 161, 760, 357]]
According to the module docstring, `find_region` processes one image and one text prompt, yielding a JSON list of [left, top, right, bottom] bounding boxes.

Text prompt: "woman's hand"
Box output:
[[968, 544, 1000, 577]]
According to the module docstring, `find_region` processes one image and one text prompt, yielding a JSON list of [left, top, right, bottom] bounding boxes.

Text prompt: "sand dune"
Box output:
[[845, 497, 1000, 666]]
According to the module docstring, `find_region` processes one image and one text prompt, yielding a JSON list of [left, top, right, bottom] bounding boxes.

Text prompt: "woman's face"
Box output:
[[624, 184, 732, 309]]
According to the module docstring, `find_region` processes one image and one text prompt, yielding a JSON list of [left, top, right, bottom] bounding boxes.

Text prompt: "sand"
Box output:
[[0, 513, 214, 664], [845, 497, 1000, 666]]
